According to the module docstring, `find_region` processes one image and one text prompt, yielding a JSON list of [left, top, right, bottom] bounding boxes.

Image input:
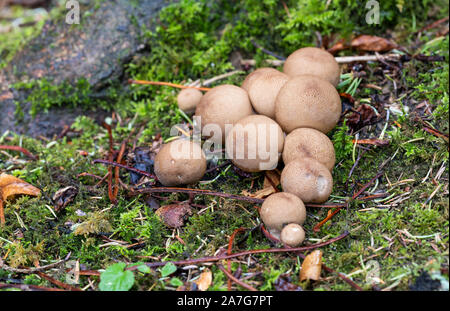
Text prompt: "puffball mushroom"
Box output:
[[241, 68, 289, 119], [282, 128, 335, 171], [274, 75, 341, 134], [177, 88, 203, 114], [195, 84, 253, 143], [281, 158, 333, 203], [154, 139, 207, 186], [283, 47, 341, 87], [280, 223, 305, 247], [225, 115, 284, 172], [260, 192, 306, 237]]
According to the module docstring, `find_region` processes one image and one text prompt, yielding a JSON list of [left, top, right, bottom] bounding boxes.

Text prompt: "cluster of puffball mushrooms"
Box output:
[[155, 47, 342, 247]]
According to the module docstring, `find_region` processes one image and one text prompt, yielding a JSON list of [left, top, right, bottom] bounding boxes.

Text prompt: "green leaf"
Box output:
[[99, 262, 135, 291], [137, 265, 151, 274], [170, 277, 184, 287], [160, 262, 177, 277]]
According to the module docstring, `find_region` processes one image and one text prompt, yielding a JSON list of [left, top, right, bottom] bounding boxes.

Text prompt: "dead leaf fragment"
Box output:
[[53, 186, 78, 213], [0, 173, 41, 225], [194, 269, 212, 291], [350, 35, 397, 52], [155, 203, 192, 228], [300, 250, 323, 281]]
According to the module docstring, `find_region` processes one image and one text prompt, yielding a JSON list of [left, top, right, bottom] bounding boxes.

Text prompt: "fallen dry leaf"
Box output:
[[242, 186, 276, 199], [53, 186, 78, 213], [346, 104, 380, 131], [350, 35, 397, 52], [155, 203, 192, 228], [263, 170, 281, 189], [300, 250, 323, 281], [194, 268, 212, 291], [0, 173, 41, 225]]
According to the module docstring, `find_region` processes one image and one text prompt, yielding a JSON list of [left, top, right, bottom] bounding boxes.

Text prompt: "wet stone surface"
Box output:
[[0, 0, 169, 138]]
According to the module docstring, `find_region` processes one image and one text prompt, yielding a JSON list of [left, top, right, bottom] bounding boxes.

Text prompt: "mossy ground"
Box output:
[[0, 0, 448, 291]]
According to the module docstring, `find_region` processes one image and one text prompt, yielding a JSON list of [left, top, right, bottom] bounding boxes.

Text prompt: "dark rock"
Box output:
[[0, 0, 171, 138]]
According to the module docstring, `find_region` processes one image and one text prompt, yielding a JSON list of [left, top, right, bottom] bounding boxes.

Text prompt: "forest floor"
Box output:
[[0, 0, 448, 291]]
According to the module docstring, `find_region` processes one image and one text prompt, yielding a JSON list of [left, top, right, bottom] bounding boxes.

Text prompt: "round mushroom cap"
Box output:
[[225, 115, 284, 172], [283, 47, 340, 87], [177, 88, 203, 114], [274, 75, 341, 134], [241, 68, 289, 118], [280, 223, 305, 247], [260, 192, 306, 234], [154, 139, 207, 186], [282, 128, 335, 171], [195, 84, 253, 143], [281, 158, 333, 203]]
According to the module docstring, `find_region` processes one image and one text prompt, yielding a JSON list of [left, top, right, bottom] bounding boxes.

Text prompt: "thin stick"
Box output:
[[36, 271, 82, 291], [0, 200, 4, 226], [0, 145, 38, 160], [217, 264, 258, 291], [93, 159, 156, 179], [0, 254, 69, 274], [129, 79, 211, 91], [227, 228, 246, 290], [202, 70, 244, 86], [126, 231, 349, 270], [0, 283, 66, 291]]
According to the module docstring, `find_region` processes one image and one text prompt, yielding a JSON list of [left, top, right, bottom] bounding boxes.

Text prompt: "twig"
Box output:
[[129, 79, 211, 91], [0, 145, 38, 160], [36, 271, 82, 291], [0, 253, 70, 274], [202, 71, 244, 86], [240, 53, 403, 67], [251, 40, 286, 60], [217, 264, 258, 291], [0, 283, 66, 291], [93, 159, 156, 179], [131, 186, 264, 204], [227, 228, 246, 290], [126, 231, 349, 270]]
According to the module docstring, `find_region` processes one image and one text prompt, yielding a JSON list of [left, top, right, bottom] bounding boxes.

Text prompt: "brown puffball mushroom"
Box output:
[[280, 223, 305, 247], [195, 84, 253, 143], [281, 158, 333, 203], [282, 128, 335, 171], [260, 192, 306, 237], [177, 88, 203, 114], [283, 47, 340, 87], [274, 75, 341, 134], [241, 68, 289, 118], [154, 139, 207, 186], [225, 115, 284, 172]]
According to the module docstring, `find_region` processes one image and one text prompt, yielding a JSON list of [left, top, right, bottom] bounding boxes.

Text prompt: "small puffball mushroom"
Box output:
[[275, 75, 341, 134], [154, 139, 206, 186], [280, 223, 305, 247], [281, 158, 333, 203], [282, 128, 335, 171], [241, 68, 289, 118], [283, 47, 340, 87], [177, 88, 203, 114], [225, 115, 284, 172], [260, 192, 306, 237], [195, 84, 253, 143]]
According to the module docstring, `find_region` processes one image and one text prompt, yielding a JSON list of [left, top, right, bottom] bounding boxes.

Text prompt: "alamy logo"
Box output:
[[66, 0, 80, 25], [366, 0, 380, 25]]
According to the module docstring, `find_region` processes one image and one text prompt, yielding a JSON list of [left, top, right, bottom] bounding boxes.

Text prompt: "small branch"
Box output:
[[129, 79, 211, 91], [0, 253, 70, 274], [127, 231, 349, 270], [217, 264, 258, 291], [0, 145, 38, 160], [202, 71, 244, 86], [93, 159, 156, 179]]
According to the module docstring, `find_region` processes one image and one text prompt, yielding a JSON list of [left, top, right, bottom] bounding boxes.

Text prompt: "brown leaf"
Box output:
[[53, 186, 78, 213], [350, 35, 397, 52], [346, 104, 380, 131], [194, 269, 212, 291], [263, 170, 281, 189], [155, 203, 192, 228], [300, 250, 323, 281], [0, 173, 41, 225], [242, 186, 276, 199]]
